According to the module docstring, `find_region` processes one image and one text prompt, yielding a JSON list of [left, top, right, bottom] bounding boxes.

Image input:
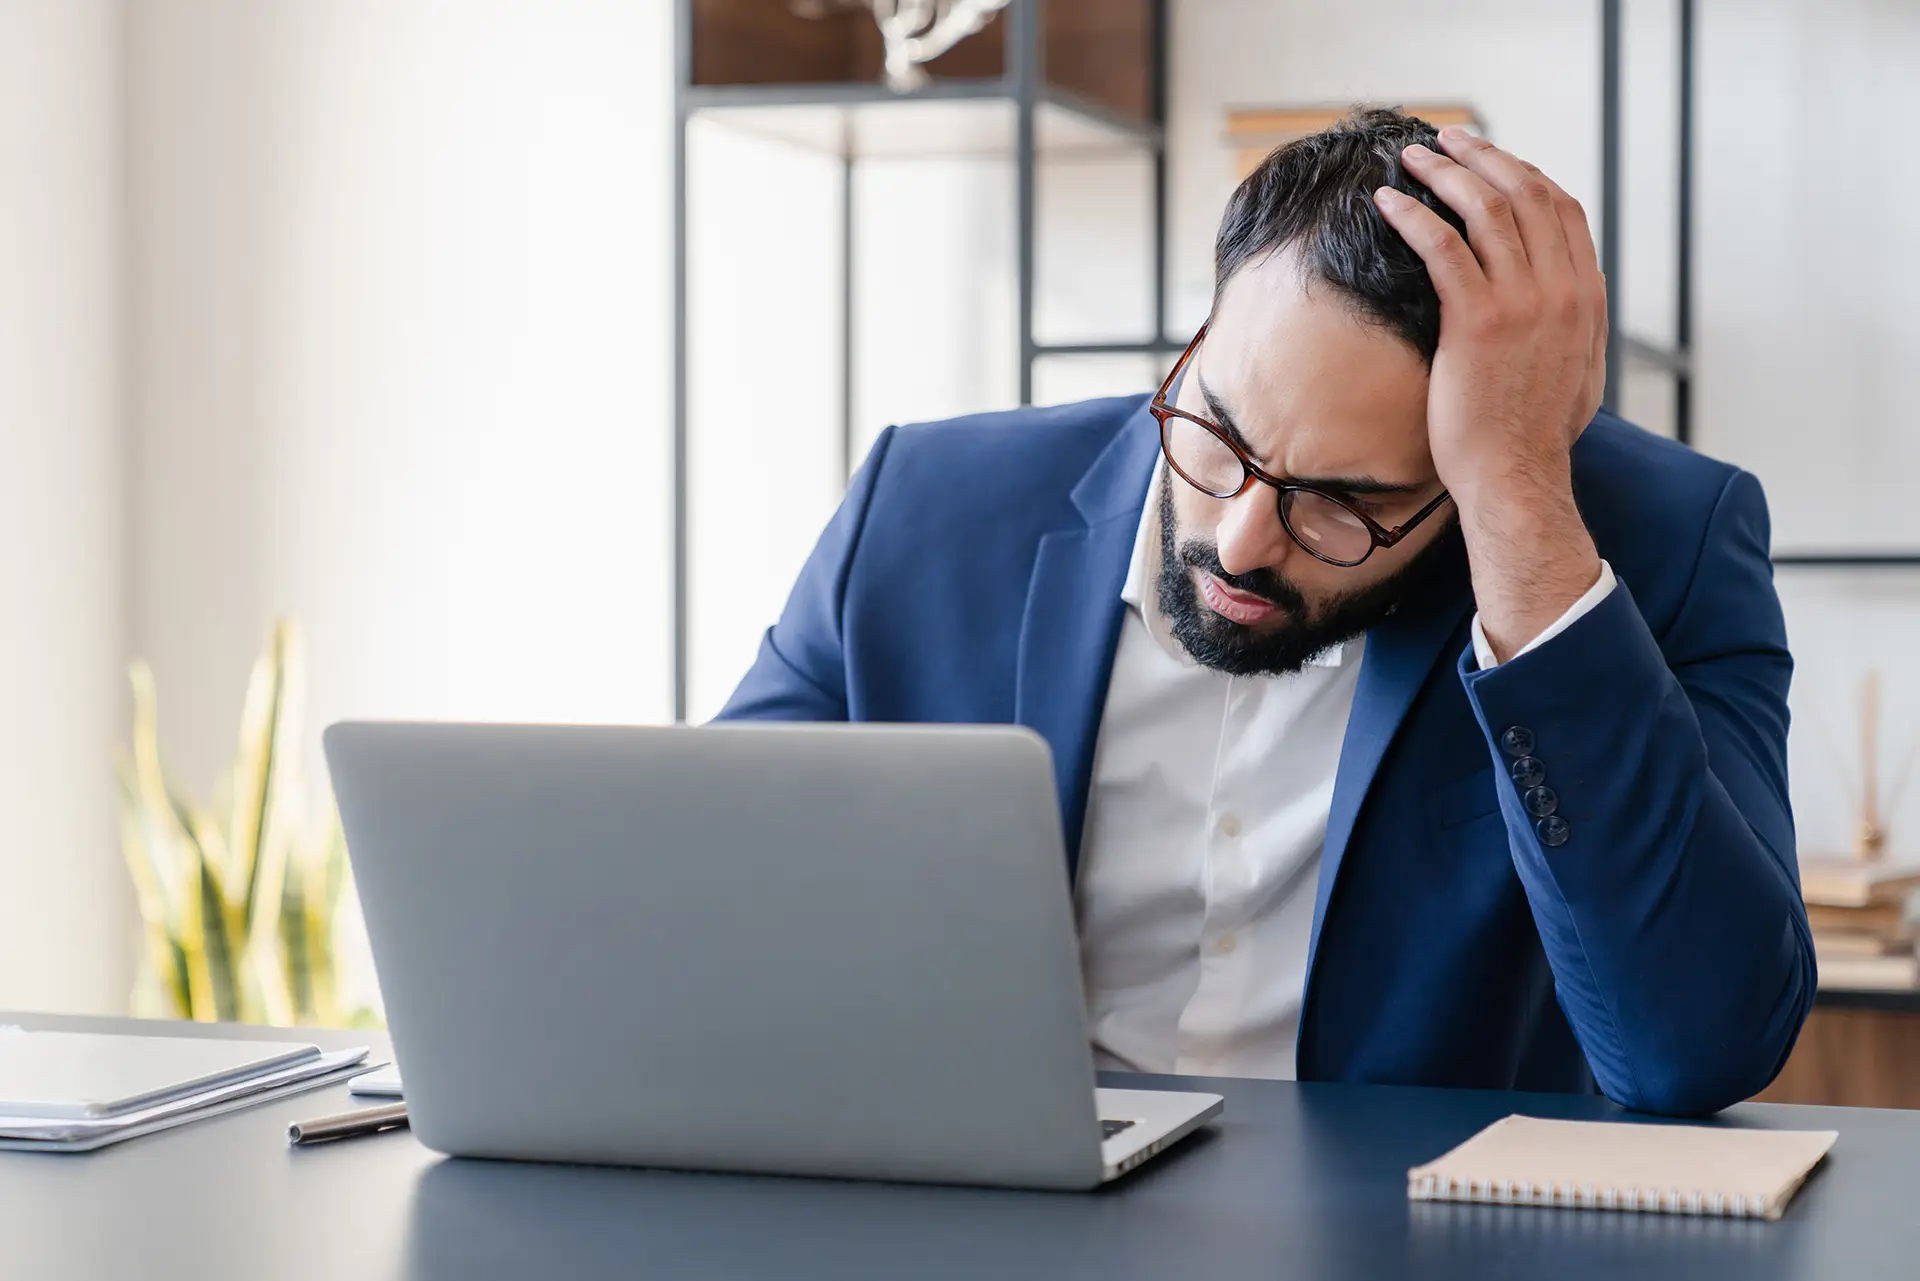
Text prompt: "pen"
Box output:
[[287, 1101, 410, 1146]]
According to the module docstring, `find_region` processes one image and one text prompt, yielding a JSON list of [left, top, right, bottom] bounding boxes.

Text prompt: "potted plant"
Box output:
[[117, 621, 378, 1028]]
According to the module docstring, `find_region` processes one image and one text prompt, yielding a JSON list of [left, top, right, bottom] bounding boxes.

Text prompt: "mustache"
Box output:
[[1177, 538, 1308, 617]]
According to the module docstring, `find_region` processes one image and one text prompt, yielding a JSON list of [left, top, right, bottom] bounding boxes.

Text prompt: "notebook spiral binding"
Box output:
[[1409, 1173, 1766, 1219]]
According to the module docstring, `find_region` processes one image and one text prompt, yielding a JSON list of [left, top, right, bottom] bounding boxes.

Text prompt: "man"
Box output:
[[721, 109, 1813, 1117]]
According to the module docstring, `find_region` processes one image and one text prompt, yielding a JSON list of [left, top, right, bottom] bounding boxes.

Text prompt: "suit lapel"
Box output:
[[1307, 585, 1474, 970], [1014, 400, 1160, 878]]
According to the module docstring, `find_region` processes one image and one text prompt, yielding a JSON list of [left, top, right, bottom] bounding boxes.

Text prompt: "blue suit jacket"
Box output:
[[720, 394, 1814, 1116]]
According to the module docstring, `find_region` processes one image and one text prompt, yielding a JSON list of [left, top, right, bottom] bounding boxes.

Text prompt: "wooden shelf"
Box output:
[[689, 0, 1154, 126], [692, 0, 1001, 87]]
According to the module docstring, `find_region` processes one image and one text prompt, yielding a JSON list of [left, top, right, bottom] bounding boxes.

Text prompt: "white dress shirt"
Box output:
[[1073, 466, 1615, 1080]]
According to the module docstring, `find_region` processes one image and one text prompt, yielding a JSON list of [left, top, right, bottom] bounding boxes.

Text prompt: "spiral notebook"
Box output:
[[1408, 1115, 1837, 1221]]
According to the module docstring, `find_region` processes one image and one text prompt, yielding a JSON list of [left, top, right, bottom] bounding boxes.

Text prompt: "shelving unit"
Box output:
[[671, 0, 1172, 720], [670, 2, 1918, 718], [1599, 0, 1920, 573]]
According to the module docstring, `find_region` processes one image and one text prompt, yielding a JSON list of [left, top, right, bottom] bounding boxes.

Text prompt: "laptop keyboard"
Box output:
[[1101, 1119, 1136, 1139]]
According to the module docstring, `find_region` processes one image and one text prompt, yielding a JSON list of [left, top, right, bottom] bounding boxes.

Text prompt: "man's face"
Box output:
[[1160, 249, 1461, 675]]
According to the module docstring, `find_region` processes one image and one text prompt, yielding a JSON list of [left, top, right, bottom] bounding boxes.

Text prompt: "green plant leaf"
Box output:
[[120, 620, 373, 1030]]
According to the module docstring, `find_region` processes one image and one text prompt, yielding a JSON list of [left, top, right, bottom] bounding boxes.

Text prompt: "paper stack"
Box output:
[[0, 1027, 373, 1153], [1800, 859, 1920, 991]]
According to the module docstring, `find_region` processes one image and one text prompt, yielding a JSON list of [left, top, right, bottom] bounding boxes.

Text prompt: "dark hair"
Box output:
[[1213, 107, 1469, 362]]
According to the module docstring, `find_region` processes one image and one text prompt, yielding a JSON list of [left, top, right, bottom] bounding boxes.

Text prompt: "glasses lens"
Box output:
[[1162, 414, 1245, 497], [1281, 490, 1375, 566]]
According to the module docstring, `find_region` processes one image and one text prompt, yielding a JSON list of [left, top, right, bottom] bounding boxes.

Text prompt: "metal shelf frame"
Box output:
[[670, 0, 1172, 720], [1771, 554, 1920, 570], [1598, 0, 1695, 446]]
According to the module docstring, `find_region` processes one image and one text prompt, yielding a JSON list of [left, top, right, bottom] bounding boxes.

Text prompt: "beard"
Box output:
[[1156, 472, 1466, 677]]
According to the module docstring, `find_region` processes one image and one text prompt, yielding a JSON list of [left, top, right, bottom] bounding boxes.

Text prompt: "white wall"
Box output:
[[0, 0, 675, 1018], [684, 121, 845, 723], [126, 0, 675, 787], [686, 137, 1162, 719], [1695, 0, 1920, 553], [0, 1, 129, 1014], [1689, 0, 1920, 860], [124, 0, 675, 1006], [1167, 0, 1604, 336]]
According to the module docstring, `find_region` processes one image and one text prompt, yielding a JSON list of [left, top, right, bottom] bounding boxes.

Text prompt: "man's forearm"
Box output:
[[1455, 466, 1603, 664]]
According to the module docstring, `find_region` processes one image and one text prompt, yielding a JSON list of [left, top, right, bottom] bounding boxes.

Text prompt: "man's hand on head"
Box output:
[[1374, 126, 1607, 662]]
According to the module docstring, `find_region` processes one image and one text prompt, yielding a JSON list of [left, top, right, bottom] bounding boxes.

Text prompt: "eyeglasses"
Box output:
[[1148, 322, 1454, 569]]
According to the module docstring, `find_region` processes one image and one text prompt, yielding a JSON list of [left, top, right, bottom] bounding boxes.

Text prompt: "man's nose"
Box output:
[[1213, 488, 1294, 578]]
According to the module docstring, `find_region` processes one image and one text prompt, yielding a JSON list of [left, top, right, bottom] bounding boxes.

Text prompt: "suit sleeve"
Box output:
[[1457, 468, 1813, 1116], [711, 427, 897, 723]]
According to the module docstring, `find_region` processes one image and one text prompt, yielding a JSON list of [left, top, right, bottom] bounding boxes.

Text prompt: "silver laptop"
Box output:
[[324, 721, 1221, 1189]]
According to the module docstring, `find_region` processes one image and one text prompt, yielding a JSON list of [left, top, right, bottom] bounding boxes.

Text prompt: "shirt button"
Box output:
[[1214, 934, 1238, 955], [1500, 725, 1536, 757], [1523, 785, 1559, 818], [1510, 755, 1546, 788], [1537, 815, 1571, 847], [1217, 814, 1243, 839]]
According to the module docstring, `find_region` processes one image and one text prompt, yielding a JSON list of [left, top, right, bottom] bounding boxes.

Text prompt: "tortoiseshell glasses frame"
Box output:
[[1148, 321, 1454, 568]]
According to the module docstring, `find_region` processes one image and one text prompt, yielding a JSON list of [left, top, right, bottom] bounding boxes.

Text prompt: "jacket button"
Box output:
[[1510, 755, 1546, 788], [1523, 786, 1559, 818], [1500, 725, 1535, 757], [1536, 815, 1571, 847]]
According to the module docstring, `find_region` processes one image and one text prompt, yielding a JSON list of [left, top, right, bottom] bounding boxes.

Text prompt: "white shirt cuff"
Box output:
[[1470, 560, 1617, 670]]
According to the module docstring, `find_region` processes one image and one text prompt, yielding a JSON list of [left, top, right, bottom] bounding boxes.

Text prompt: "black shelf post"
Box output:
[[1012, 0, 1039, 406], [1149, 0, 1169, 349], [1600, 0, 1622, 415], [839, 149, 855, 484], [671, 0, 693, 723], [1674, 0, 1695, 446], [1772, 554, 1920, 570], [1024, 0, 1181, 385], [1600, 0, 1695, 445]]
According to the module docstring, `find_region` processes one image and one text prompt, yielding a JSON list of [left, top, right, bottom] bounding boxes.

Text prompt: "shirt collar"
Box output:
[[1120, 462, 1354, 671]]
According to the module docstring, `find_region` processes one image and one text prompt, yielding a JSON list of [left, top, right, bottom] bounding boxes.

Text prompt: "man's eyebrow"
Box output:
[[1197, 371, 1259, 458], [1298, 473, 1429, 497], [1195, 371, 1428, 497]]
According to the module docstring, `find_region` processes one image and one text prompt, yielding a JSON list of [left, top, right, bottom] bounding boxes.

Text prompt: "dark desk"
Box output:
[[3, 1013, 1916, 1280]]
